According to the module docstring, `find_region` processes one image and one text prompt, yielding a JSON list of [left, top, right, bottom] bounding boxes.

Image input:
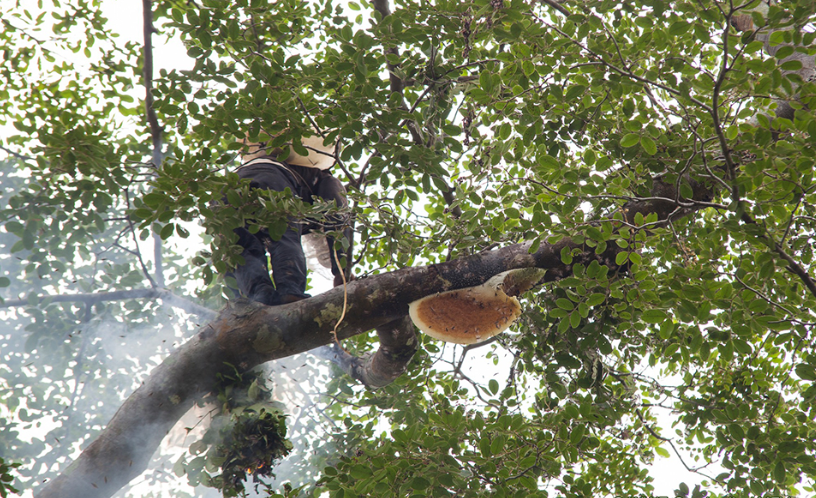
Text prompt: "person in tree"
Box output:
[[228, 129, 352, 306]]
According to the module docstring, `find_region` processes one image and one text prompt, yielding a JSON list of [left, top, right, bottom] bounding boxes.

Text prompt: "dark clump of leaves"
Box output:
[[0, 457, 21, 498], [176, 367, 294, 496], [216, 408, 293, 497]]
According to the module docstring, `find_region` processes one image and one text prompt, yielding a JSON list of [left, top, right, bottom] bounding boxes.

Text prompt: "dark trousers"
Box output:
[[228, 160, 351, 306]]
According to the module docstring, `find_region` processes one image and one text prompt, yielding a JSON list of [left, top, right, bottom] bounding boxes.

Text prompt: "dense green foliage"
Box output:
[[1, 0, 816, 496]]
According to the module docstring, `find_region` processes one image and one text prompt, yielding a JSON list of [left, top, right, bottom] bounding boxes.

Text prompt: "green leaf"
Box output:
[[488, 379, 499, 395], [570, 425, 585, 444], [780, 60, 802, 71], [620, 134, 640, 148], [159, 223, 175, 240], [132, 208, 154, 221], [479, 438, 492, 457], [349, 465, 371, 479], [490, 435, 505, 455], [561, 246, 573, 264], [795, 363, 816, 381], [669, 21, 691, 36], [642, 309, 667, 324], [773, 461, 786, 483], [411, 476, 430, 490], [565, 85, 587, 101], [641, 136, 657, 155], [569, 310, 581, 329], [586, 293, 605, 306], [142, 192, 165, 207]]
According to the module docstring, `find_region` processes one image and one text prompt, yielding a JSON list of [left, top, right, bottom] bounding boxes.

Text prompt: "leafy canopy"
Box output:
[[1, 0, 816, 496]]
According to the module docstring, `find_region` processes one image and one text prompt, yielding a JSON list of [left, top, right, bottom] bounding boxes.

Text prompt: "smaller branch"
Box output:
[[526, 178, 726, 211], [772, 240, 816, 299], [780, 188, 809, 245], [453, 335, 501, 375], [371, 0, 404, 95], [733, 273, 797, 318], [142, 0, 166, 289], [112, 242, 140, 257], [0, 288, 216, 320], [127, 215, 157, 288], [141, 0, 163, 169], [710, 8, 741, 203], [689, 125, 732, 193], [317, 316, 418, 389], [153, 233, 165, 288], [539, 0, 570, 16], [455, 369, 502, 409], [633, 407, 723, 483], [0, 145, 35, 163], [442, 59, 503, 77], [544, 22, 713, 113], [498, 352, 520, 418]]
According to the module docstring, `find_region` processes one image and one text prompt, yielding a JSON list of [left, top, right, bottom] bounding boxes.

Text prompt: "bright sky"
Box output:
[[101, 1, 191, 73]]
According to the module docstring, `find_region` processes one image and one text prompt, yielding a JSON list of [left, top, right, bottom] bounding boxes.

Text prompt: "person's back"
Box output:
[[227, 130, 351, 306]]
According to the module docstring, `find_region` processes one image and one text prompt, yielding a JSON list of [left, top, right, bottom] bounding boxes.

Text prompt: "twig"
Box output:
[[127, 215, 157, 288], [539, 0, 570, 16], [733, 272, 797, 318], [0, 145, 34, 163], [633, 408, 723, 483]]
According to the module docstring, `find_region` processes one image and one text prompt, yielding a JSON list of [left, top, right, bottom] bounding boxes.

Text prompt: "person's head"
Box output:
[[241, 128, 337, 170]]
